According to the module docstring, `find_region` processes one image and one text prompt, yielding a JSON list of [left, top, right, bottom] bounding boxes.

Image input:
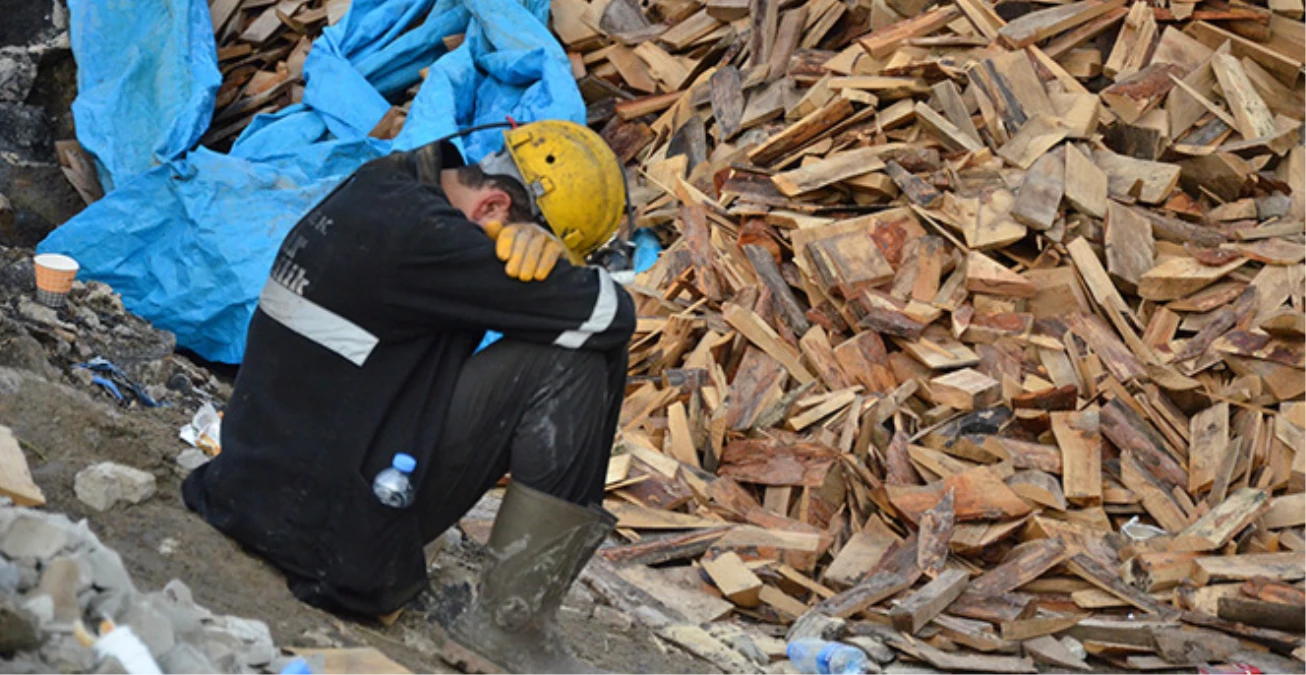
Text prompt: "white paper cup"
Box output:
[[33, 253, 79, 308]]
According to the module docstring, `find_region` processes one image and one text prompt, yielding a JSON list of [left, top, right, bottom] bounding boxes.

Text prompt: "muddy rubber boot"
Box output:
[[435, 482, 616, 674]]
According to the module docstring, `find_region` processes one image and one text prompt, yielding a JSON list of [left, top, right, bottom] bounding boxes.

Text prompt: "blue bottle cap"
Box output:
[[279, 658, 313, 674], [393, 453, 417, 473]]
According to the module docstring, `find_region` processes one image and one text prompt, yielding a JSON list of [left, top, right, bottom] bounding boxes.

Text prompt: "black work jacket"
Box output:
[[182, 145, 635, 615]]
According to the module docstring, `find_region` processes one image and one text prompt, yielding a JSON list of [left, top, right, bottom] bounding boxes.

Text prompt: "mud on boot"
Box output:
[[433, 482, 615, 674]]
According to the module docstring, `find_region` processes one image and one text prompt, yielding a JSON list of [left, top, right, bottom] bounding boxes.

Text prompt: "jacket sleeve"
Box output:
[[384, 198, 635, 352]]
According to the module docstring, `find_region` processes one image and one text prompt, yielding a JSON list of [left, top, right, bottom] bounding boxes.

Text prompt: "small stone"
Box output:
[[157, 537, 177, 556], [72, 305, 101, 331], [843, 636, 892, 668], [74, 462, 156, 511], [21, 593, 54, 624], [81, 544, 136, 594], [1060, 636, 1086, 660], [83, 282, 124, 314], [205, 615, 275, 667], [0, 555, 22, 592], [0, 511, 73, 559], [16, 297, 73, 330], [785, 610, 845, 643], [34, 557, 81, 624], [706, 623, 769, 666], [175, 448, 210, 472], [39, 633, 96, 672], [0, 594, 42, 652], [1256, 193, 1292, 220], [0, 54, 37, 103], [118, 599, 176, 656], [297, 626, 341, 649], [157, 642, 217, 674], [152, 580, 211, 636]]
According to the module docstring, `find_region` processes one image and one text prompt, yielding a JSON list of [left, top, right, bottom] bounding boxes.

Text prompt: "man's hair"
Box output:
[[453, 164, 537, 224]]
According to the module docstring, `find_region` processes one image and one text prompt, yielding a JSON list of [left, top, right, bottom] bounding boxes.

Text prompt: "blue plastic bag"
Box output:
[[41, 0, 585, 363]]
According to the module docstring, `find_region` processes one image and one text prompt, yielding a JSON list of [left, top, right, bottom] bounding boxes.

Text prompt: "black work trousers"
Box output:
[[414, 338, 626, 543]]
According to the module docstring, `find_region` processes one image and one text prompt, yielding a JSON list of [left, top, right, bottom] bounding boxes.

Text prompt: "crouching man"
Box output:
[[182, 120, 635, 673]]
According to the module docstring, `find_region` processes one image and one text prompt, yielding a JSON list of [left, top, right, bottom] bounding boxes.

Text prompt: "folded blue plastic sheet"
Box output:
[[40, 0, 585, 363]]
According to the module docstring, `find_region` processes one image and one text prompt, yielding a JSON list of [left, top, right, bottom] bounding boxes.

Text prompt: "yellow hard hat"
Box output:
[[501, 120, 627, 259]]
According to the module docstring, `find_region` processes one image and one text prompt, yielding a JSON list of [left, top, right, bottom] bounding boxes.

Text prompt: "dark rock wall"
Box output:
[[0, 0, 85, 248]]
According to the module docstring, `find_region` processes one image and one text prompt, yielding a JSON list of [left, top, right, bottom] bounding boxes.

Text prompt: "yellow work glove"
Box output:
[[484, 221, 566, 282]]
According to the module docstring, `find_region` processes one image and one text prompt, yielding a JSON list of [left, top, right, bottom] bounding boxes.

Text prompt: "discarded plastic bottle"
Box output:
[[279, 658, 313, 675], [787, 638, 871, 675], [373, 453, 416, 508]]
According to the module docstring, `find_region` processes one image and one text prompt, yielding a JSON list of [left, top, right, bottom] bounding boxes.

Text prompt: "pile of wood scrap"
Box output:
[[556, 0, 1306, 669], [204, 0, 354, 147]]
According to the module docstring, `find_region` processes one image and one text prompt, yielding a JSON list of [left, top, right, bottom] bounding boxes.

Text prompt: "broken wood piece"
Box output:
[[0, 426, 44, 507], [890, 568, 969, 634], [1170, 487, 1270, 551], [930, 368, 1000, 411], [702, 551, 764, 607], [771, 148, 887, 197]]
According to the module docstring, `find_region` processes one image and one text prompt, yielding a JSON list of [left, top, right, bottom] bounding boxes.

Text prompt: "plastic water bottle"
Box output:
[[373, 453, 416, 508], [279, 658, 313, 674], [787, 638, 872, 675]]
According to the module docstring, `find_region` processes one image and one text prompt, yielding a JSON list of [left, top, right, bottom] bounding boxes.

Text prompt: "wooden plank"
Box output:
[[965, 251, 1035, 297], [702, 551, 764, 607], [965, 538, 1068, 598], [814, 534, 923, 617], [887, 465, 1031, 523], [932, 80, 983, 147], [889, 568, 969, 634], [1006, 470, 1067, 511], [1138, 256, 1245, 301], [823, 520, 901, 588], [723, 304, 817, 386], [607, 500, 725, 529], [771, 148, 887, 196], [1103, 201, 1155, 295], [915, 102, 983, 153], [1209, 53, 1278, 140], [1010, 150, 1064, 231], [748, 97, 854, 167], [1063, 144, 1108, 218], [1053, 410, 1103, 506], [858, 5, 963, 57], [997, 0, 1127, 48], [1193, 552, 1306, 585], [608, 45, 658, 93], [1170, 487, 1270, 551], [1262, 493, 1306, 529], [1185, 20, 1302, 85], [1188, 403, 1229, 493], [667, 401, 701, 468], [1092, 149, 1181, 204], [0, 426, 44, 507], [997, 114, 1067, 169], [1065, 553, 1181, 618], [1044, 6, 1128, 58], [930, 369, 1000, 411], [633, 42, 693, 90], [1104, 1, 1158, 80]]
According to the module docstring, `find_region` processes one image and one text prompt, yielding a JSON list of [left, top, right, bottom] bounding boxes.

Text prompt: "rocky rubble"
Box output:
[[0, 0, 84, 248], [0, 245, 232, 411], [0, 504, 307, 674]]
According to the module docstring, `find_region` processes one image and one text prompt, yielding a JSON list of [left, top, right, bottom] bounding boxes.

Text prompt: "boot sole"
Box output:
[[429, 621, 508, 674]]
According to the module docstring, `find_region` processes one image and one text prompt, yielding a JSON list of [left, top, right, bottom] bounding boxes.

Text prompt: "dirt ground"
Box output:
[[0, 366, 714, 674]]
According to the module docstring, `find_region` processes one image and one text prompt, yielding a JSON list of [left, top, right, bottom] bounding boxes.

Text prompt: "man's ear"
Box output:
[[472, 188, 512, 226]]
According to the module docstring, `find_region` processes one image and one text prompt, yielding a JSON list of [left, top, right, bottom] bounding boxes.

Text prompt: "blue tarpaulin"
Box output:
[[40, 0, 585, 363]]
